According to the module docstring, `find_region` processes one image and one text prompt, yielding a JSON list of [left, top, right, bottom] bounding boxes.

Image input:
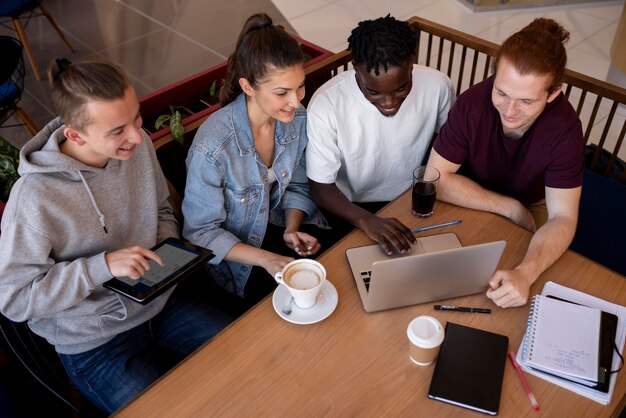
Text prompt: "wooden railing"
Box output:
[[410, 16, 498, 94]]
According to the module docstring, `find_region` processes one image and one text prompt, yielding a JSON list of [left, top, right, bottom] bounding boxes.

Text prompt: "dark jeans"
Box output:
[[59, 276, 232, 414]]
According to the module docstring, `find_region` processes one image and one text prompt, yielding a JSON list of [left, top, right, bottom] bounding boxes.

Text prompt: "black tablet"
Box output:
[[103, 237, 213, 304]]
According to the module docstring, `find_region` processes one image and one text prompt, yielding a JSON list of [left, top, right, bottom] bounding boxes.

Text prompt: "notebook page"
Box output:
[[517, 281, 626, 405], [526, 296, 600, 381]]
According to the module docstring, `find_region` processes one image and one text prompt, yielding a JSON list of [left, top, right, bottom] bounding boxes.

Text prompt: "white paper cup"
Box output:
[[274, 259, 326, 309], [407, 315, 444, 365]]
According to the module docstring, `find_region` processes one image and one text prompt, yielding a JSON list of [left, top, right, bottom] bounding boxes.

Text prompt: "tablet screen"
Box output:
[[115, 243, 199, 287], [104, 238, 213, 304]]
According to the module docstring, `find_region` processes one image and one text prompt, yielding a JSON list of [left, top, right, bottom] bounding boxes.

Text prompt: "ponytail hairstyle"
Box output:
[[493, 18, 570, 94], [348, 14, 416, 76], [47, 58, 130, 131], [219, 13, 305, 106]]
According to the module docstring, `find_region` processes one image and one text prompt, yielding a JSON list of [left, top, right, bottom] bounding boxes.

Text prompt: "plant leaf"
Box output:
[[155, 114, 171, 130], [170, 110, 184, 145], [209, 80, 217, 96], [0, 136, 20, 162], [0, 153, 19, 200]]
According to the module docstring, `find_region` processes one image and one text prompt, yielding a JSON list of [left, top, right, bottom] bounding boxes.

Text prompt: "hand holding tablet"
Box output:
[[104, 237, 214, 304]]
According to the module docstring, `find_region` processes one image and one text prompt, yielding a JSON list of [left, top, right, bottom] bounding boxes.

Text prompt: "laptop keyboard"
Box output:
[[360, 270, 372, 292]]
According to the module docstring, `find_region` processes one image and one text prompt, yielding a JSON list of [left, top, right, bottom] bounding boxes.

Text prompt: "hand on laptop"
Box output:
[[486, 268, 531, 308], [358, 213, 416, 255]]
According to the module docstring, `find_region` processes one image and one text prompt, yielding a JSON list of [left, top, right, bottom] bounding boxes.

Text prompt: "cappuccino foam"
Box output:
[[285, 266, 322, 290]]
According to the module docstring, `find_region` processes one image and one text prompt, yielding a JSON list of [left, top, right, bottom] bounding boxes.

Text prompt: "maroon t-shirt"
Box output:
[[434, 76, 584, 205]]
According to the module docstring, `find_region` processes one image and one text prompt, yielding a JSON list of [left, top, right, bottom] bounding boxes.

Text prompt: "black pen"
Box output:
[[434, 305, 491, 314]]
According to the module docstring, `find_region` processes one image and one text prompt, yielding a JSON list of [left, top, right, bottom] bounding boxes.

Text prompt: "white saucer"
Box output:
[[272, 281, 338, 325]]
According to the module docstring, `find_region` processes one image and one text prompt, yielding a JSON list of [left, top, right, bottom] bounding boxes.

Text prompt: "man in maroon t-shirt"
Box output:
[[427, 18, 584, 308]]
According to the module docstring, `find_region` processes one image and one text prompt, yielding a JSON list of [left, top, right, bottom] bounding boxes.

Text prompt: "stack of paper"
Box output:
[[516, 281, 626, 405]]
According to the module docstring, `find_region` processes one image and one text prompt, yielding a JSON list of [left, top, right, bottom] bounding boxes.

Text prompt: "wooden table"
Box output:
[[114, 191, 626, 417]]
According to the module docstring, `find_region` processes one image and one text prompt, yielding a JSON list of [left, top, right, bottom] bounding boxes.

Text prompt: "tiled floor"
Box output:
[[1, 0, 624, 148]]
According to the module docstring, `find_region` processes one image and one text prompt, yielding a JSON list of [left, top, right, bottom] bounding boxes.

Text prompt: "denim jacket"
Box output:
[[183, 93, 327, 296]]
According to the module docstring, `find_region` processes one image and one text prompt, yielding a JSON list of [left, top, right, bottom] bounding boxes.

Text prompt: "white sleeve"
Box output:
[[305, 92, 342, 184]]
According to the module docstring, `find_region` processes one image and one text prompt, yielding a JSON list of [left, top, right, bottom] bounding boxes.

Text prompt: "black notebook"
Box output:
[[428, 322, 509, 415]]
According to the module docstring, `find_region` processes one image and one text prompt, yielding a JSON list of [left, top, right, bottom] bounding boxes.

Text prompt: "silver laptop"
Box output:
[[345, 233, 506, 312]]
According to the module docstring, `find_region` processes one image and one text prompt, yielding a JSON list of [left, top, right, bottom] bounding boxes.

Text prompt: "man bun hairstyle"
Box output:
[[348, 14, 416, 76], [219, 13, 305, 106], [48, 59, 130, 131], [494, 18, 570, 94]]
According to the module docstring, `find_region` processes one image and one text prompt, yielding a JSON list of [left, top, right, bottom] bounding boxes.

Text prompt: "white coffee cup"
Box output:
[[407, 315, 445, 366], [274, 259, 326, 309]]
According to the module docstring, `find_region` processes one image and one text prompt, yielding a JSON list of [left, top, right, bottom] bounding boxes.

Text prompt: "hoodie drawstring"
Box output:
[[77, 171, 108, 234]]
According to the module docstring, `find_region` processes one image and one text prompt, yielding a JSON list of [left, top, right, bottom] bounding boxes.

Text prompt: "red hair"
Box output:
[[493, 18, 569, 94]]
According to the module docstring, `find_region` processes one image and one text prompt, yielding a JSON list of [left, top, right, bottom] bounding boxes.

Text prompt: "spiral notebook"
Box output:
[[519, 295, 612, 387], [517, 281, 626, 405]]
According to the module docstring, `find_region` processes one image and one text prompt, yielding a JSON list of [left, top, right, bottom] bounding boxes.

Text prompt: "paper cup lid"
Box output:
[[407, 316, 444, 348]]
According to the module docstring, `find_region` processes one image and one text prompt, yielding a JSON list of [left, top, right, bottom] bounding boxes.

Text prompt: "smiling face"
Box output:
[[63, 87, 144, 167], [241, 64, 306, 124], [492, 58, 561, 138], [354, 60, 413, 117]]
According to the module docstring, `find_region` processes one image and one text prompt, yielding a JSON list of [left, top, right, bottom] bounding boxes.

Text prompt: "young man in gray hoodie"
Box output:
[[0, 59, 231, 413]]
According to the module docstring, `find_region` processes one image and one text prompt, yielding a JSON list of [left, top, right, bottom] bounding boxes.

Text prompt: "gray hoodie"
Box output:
[[0, 117, 179, 354]]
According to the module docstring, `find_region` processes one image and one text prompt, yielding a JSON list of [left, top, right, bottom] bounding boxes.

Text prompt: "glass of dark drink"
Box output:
[[412, 166, 440, 217]]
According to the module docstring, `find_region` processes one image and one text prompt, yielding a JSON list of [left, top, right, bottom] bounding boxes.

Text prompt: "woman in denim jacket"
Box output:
[[183, 13, 327, 304]]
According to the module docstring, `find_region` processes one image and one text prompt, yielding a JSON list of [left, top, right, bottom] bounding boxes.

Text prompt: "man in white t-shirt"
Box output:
[[306, 15, 454, 255]]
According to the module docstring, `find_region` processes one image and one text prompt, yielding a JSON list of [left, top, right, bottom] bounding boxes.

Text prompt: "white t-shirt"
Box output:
[[306, 65, 454, 202]]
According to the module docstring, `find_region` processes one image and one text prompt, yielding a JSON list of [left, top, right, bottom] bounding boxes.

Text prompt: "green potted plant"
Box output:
[[0, 136, 20, 224], [154, 105, 186, 145]]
